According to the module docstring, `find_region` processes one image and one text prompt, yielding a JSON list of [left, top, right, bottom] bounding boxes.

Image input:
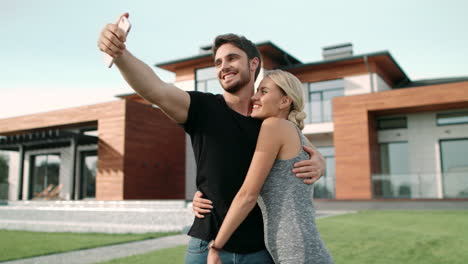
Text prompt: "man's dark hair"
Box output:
[[212, 34, 262, 80]]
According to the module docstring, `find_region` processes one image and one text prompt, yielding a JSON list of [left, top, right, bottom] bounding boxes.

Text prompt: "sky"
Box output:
[[1, 0, 467, 119]]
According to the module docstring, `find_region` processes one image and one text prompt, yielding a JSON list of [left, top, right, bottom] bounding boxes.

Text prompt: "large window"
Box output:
[[373, 142, 411, 198], [195, 67, 224, 94], [80, 151, 97, 199], [377, 116, 407, 130], [304, 79, 344, 124], [437, 111, 468, 126], [0, 153, 9, 200], [440, 139, 468, 198], [313, 147, 335, 199], [30, 154, 61, 199]]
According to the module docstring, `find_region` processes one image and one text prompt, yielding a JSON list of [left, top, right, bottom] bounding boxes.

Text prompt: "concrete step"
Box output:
[[4, 200, 189, 209], [0, 200, 195, 233]]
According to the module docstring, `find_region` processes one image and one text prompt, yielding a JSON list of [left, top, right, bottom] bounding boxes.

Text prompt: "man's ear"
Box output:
[[250, 57, 260, 74]]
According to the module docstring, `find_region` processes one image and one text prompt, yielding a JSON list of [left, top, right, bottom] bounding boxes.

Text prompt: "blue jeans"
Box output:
[[185, 237, 274, 264]]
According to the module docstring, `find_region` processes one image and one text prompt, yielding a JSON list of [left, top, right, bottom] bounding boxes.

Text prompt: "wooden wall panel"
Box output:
[[175, 67, 196, 82], [96, 105, 126, 201], [288, 62, 369, 84], [333, 106, 373, 199], [174, 60, 214, 82], [0, 101, 122, 134], [333, 81, 468, 200], [123, 100, 185, 199]]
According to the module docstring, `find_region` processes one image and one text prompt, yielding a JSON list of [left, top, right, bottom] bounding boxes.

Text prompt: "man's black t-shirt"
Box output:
[[183, 91, 264, 253]]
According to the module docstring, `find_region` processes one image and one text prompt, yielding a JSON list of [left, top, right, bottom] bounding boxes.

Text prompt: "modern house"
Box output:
[[1, 42, 467, 202]]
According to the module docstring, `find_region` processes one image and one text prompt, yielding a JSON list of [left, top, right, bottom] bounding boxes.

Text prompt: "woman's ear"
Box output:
[[279, 96, 293, 110]]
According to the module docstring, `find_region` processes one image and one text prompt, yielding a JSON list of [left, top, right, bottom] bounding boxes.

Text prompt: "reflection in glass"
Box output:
[[323, 90, 343, 122], [314, 147, 335, 199], [377, 117, 407, 130], [31, 154, 60, 199], [305, 79, 344, 124], [81, 152, 97, 199], [437, 111, 468, 126], [196, 67, 223, 95], [196, 67, 217, 80], [205, 79, 223, 95], [373, 142, 410, 198], [310, 93, 322, 123], [0, 153, 9, 200], [196, 81, 205, 91], [440, 139, 468, 198]]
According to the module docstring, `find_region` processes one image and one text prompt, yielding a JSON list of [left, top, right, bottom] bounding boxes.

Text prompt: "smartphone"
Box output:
[[104, 16, 131, 68]]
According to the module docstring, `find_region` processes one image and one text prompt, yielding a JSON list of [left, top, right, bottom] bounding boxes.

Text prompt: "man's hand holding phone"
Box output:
[[98, 13, 132, 68]]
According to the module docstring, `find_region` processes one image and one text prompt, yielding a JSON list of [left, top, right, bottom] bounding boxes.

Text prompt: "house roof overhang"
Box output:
[[0, 129, 98, 151], [155, 41, 302, 72], [281, 51, 410, 87]]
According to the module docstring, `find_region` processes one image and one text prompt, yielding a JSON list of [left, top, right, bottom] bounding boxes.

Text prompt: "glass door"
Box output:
[[440, 139, 468, 198], [314, 147, 335, 199], [30, 154, 61, 199], [80, 151, 97, 199]]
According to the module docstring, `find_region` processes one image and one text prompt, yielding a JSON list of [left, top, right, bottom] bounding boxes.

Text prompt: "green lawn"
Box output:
[[2, 211, 467, 263], [319, 210, 468, 264], [99, 211, 468, 264], [99, 245, 187, 264], [0, 230, 177, 262]]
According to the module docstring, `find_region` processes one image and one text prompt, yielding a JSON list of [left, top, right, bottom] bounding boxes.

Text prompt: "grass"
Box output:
[[98, 245, 187, 264], [0, 230, 177, 262], [319, 210, 468, 264], [3, 211, 467, 263], [99, 211, 468, 264]]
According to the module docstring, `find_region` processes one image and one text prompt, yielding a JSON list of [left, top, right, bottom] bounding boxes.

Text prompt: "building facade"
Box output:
[[1, 42, 467, 201]]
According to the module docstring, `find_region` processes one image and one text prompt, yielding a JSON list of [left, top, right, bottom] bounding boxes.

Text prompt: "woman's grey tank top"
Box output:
[[257, 125, 334, 264]]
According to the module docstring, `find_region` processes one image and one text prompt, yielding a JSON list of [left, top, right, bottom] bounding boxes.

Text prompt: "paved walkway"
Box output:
[[1, 234, 190, 264]]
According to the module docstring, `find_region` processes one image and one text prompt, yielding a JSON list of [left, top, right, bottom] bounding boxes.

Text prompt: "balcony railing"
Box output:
[[372, 172, 468, 199], [442, 171, 468, 198]]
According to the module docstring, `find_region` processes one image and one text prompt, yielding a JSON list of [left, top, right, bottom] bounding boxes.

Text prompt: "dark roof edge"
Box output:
[[155, 53, 212, 68], [281, 50, 410, 86], [400, 76, 468, 88], [283, 51, 391, 71], [154, 41, 302, 68], [255, 41, 302, 64]]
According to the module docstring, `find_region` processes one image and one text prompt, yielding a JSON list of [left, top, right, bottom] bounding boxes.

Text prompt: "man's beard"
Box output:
[[221, 66, 252, 93]]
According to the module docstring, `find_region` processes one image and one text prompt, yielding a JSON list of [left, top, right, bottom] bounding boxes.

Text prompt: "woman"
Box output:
[[207, 70, 334, 264]]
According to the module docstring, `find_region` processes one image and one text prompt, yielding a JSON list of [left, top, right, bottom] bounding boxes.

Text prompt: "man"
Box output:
[[98, 13, 325, 264]]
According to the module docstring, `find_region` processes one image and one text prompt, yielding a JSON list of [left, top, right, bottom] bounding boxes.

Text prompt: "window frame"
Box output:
[[28, 153, 61, 199], [79, 150, 98, 200], [304, 79, 344, 124], [377, 116, 408, 130], [194, 66, 223, 94], [436, 111, 468, 126], [439, 137, 468, 198], [313, 146, 336, 199]]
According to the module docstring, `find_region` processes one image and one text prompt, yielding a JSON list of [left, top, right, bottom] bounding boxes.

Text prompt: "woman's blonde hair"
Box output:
[[264, 69, 307, 130]]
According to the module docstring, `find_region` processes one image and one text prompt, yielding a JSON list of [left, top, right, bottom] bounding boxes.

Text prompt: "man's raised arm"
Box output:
[[97, 13, 190, 124]]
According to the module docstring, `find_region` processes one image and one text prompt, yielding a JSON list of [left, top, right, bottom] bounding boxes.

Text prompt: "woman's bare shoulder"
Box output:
[[260, 117, 296, 138], [261, 117, 291, 128]]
